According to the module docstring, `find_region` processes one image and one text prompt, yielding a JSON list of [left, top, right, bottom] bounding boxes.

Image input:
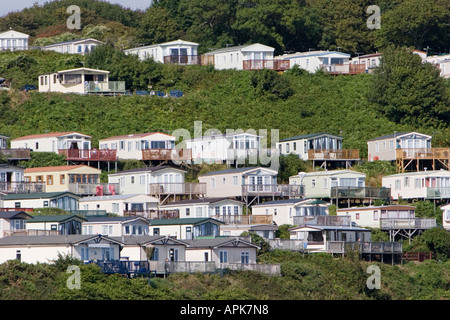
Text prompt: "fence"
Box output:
[[380, 218, 436, 230]]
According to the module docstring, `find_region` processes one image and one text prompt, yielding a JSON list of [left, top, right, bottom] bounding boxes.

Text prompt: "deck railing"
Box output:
[[218, 263, 281, 276], [330, 186, 391, 199], [319, 63, 366, 74], [243, 59, 290, 71], [0, 181, 46, 194], [426, 187, 450, 199], [241, 184, 304, 197], [380, 218, 436, 230], [149, 182, 207, 197], [395, 148, 450, 160], [212, 214, 273, 225], [58, 149, 117, 161], [68, 183, 120, 196], [142, 148, 192, 161], [85, 81, 126, 93], [123, 209, 180, 219], [293, 215, 351, 227], [308, 149, 360, 160], [163, 55, 201, 65], [3, 229, 60, 237], [327, 241, 403, 254], [0, 148, 31, 160]]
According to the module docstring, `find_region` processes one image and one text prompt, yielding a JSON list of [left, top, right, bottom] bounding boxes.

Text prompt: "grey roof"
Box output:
[[205, 43, 273, 55], [279, 133, 342, 142], [183, 237, 259, 249], [109, 235, 188, 246], [160, 197, 243, 206], [84, 216, 147, 223], [28, 214, 87, 223], [79, 194, 156, 202], [45, 38, 103, 47], [148, 218, 224, 226], [199, 166, 273, 177], [3, 192, 80, 200], [0, 234, 123, 246], [289, 225, 370, 232], [110, 165, 186, 175], [0, 211, 33, 220], [367, 132, 431, 142], [252, 198, 327, 206]]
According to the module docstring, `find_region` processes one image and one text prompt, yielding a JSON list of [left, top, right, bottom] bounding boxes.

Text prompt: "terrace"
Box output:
[[58, 149, 117, 162], [163, 55, 201, 65], [212, 214, 273, 225], [85, 81, 126, 94], [330, 186, 391, 199], [141, 148, 192, 161], [308, 149, 360, 161], [0, 181, 46, 194], [319, 63, 366, 75], [0, 148, 31, 161], [243, 59, 290, 71], [123, 209, 179, 220], [241, 184, 304, 198]]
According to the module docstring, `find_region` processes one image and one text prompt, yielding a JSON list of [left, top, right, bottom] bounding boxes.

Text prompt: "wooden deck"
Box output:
[[123, 209, 179, 219], [396, 148, 450, 172], [320, 63, 366, 75], [68, 183, 120, 196], [0, 148, 31, 160], [142, 148, 192, 161], [308, 149, 360, 160], [243, 59, 290, 71], [212, 214, 273, 225], [58, 149, 117, 162]]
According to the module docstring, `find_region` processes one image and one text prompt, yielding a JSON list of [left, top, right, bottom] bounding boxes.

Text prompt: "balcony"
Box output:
[[319, 63, 366, 75], [380, 218, 436, 230], [123, 209, 179, 219], [242, 184, 304, 197], [243, 59, 290, 71], [292, 215, 351, 227], [3, 229, 60, 237], [212, 214, 273, 225], [68, 183, 119, 196], [308, 149, 360, 161], [330, 186, 391, 199], [142, 148, 192, 161], [163, 55, 201, 65], [0, 181, 46, 194], [396, 148, 450, 160], [58, 149, 117, 162], [149, 182, 207, 197], [426, 187, 450, 199], [85, 81, 126, 94], [0, 148, 31, 160]]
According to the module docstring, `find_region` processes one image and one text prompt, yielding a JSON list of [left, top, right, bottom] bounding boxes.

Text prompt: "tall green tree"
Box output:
[[368, 45, 450, 126], [375, 0, 450, 53]]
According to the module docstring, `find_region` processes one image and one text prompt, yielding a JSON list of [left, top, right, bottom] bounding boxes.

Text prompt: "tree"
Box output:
[[412, 227, 450, 261], [277, 154, 309, 183], [368, 45, 450, 127], [249, 69, 294, 101], [375, 0, 450, 53]]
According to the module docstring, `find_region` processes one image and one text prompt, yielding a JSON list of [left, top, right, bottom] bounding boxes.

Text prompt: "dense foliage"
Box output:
[[0, 0, 449, 56], [0, 251, 448, 300]]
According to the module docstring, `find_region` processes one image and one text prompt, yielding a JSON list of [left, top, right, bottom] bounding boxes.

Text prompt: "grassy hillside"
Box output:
[[1, 50, 447, 160]]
